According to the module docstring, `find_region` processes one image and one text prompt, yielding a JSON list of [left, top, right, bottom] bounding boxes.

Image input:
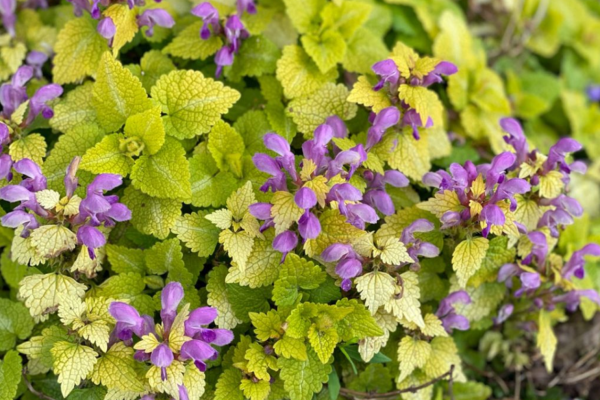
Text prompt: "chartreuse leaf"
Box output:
[[250, 310, 282, 341], [226, 35, 281, 82], [278, 348, 331, 400], [287, 83, 357, 135], [18, 273, 87, 322], [17, 325, 72, 375], [274, 335, 308, 361], [301, 30, 346, 74], [150, 70, 240, 139], [273, 254, 326, 306], [123, 106, 165, 155], [92, 52, 153, 132], [355, 271, 396, 315], [130, 137, 191, 200], [51, 341, 98, 397], [43, 123, 105, 195], [122, 186, 181, 240], [283, 0, 325, 34], [49, 82, 97, 133], [240, 379, 271, 400], [103, 4, 138, 55], [106, 244, 146, 275], [422, 337, 465, 381], [80, 133, 134, 176], [469, 236, 516, 286], [538, 310, 557, 372], [129, 50, 176, 92], [336, 298, 383, 340], [417, 190, 464, 218], [452, 237, 490, 288], [90, 343, 145, 393], [172, 211, 220, 257], [183, 363, 206, 399], [52, 15, 108, 84], [348, 75, 392, 113], [9, 133, 47, 165], [207, 120, 246, 177], [387, 130, 431, 181], [96, 272, 154, 316], [207, 265, 242, 329], [397, 336, 431, 382], [245, 342, 279, 381], [145, 238, 184, 275], [343, 27, 388, 74], [308, 324, 338, 364], [0, 350, 22, 400], [0, 298, 34, 351], [164, 21, 223, 60], [304, 209, 363, 257], [215, 368, 244, 400]]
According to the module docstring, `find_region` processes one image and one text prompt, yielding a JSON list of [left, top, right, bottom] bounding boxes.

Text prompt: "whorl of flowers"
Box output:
[[109, 282, 234, 398]]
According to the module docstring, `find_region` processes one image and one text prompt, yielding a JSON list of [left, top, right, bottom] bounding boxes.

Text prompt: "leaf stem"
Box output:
[[22, 370, 58, 400]]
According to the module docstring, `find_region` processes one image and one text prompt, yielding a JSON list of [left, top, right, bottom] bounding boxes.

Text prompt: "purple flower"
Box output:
[[421, 61, 457, 87], [494, 304, 514, 325], [152, 343, 174, 380], [440, 211, 461, 229], [26, 51, 48, 79], [366, 107, 400, 150], [436, 291, 470, 333], [253, 153, 287, 192], [0, 66, 33, 118], [479, 204, 505, 238], [401, 219, 439, 260], [237, 0, 256, 15], [67, 0, 91, 17], [522, 231, 547, 266], [327, 145, 366, 180], [543, 138, 582, 174], [265, 133, 296, 181], [77, 174, 131, 226], [137, 8, 175, 37], [25, 83, 63, 125], [372, 59, 399, 92], [109, 302, 148, 341], [97, 17, 116, 44], [401, 109, 432, 140], [562, 243, 600, 280], [587, 85, 600, 102], [298, 211, 320, 239], [161, 282, 184, 333], [192, 2, 220, 40], [489, 178, 531, 212], [180, 339, 217, 372], [500, 118, 529, 167], [363, 170, 408, 216], [322, 243, 363, 291], [537, 208, 573, 237], [273, 230, 298, 262], [484, 152, 516, 191], [552, 290, 600, 312], [14, 158, 46, 192], [0, 0, 16, 36], [77, 225, 106, 259]]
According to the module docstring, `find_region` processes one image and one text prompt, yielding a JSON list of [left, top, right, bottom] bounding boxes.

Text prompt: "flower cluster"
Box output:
[[191, 0, 255, 76], [109, 282, 233, 398], [0, 157, 130, 260]]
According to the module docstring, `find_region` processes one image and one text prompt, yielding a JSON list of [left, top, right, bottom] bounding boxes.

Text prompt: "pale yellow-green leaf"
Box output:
[[271, 191, 303, 234], [35, 190, 60, 210], [375, 237, 413, 265], [420, 314, 448, 338], [387, 132, 430, 181], [168, 303, 191, 353], [183, 363, 206, 399], [273, 334, 308, 361], [245, 342, 279, 381], [240, 379, 271, 400], [537, 310, 557, 372], [538, 170, 563, 199], [78, 320, 111, 352], [18, 273, 87, 322], [219, 230, 254, 272], [103, 4, 138, 55], [355, 271, 396, 314], [207, 265, 242, 329], [80, 133, 134, 176], [206, 209, 233, 230], [147, 361, 185, 398], [384, 271, 424, 328], [11, 230, 45, 266], [51, 341, 98, 397], [397, 336, 432, 382], [30, 225, 78, 259], [57, 295, 85, 327], [123, 106, 165, 155], [227, 181, 257, 221], [417, 190, 464, 218], [422, 337, 465, 382], [452, 237, 490, 287], [90, 342, 145, 393]]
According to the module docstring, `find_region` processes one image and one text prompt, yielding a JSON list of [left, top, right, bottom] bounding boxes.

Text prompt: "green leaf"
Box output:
[[226, 35, 281, 81], [342, 27, 389, 74], [278, 348, 331, 400], [276, 45, 338, 99], [226, 283, 272, 323], [145, 238, 184, 276], [130, 137, 191, 200], [207, 120, 246, 178], [52, 16, 108, 84], [1, 247, 27, 289], [308, 325, 338, 364], [336, 298, 384, 340], [0, 350, 22, 400], [106, 244, 146, 275], [0, 298, 34, 351], [272, 254, 326, 307], [189, 152, 239, 208], [43, 123, 105, 195], [214, 368, 244, 400], [347, 364, 393, 394], [320, 1, 372, 39], [233, 110, 273, 154], [121, 186, 182, 240], [172, 211, 220, 257], [283, 0, 325, 34], [245, 342, 279, 381], [150, 70, 240, 139], [452, 237, 490, 288], [97, 272, 154, 316], [469, 236, 516, 286], [50, 82, 98, 133], [287, 83, 357, 136], [164, 21, 223, 60], [51, 341, 98, 397], [328, 368, 340, 400], [124, 106, 165, 155], [273, 335, 308, 361], [301, 29, 346, 74], [80, 133, 134, 176]]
